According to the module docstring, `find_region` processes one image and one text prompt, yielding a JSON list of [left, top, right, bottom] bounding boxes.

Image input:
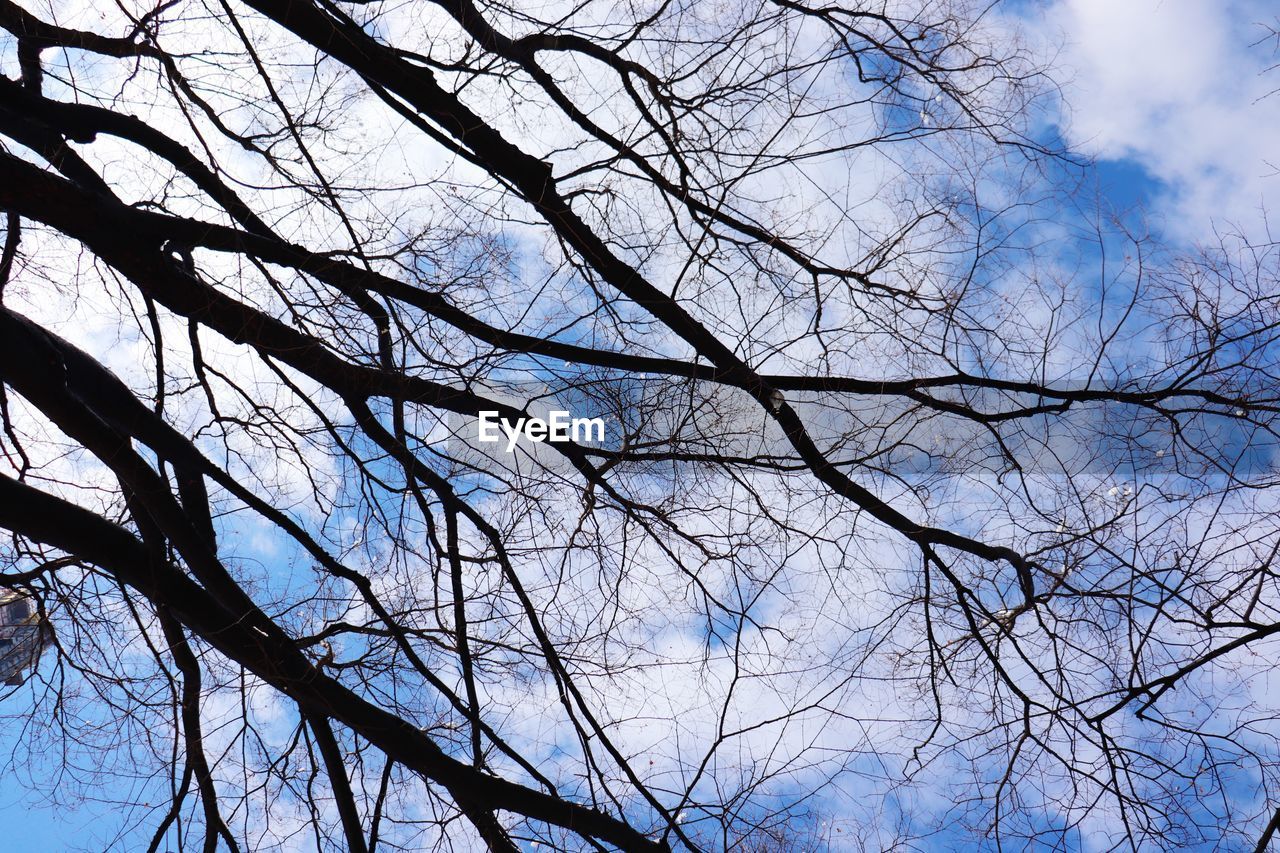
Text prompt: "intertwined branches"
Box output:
[[0, 1, 1279, 850]]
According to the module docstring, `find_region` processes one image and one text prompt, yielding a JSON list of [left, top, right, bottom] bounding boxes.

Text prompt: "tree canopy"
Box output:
[[1, 1, 1279, 850]]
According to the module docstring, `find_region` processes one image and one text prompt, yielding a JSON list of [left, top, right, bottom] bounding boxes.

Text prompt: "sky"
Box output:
[[3, 1, 1280, 851], [1035, 0, 1280, 241]]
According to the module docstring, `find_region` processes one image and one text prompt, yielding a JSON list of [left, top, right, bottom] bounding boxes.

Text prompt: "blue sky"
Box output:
[[1033, 0, 1280, 243], [3, 2, 1280, 852]]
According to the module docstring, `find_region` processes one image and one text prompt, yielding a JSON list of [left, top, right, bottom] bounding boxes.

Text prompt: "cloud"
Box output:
[[1037, 0, 1280, 238]]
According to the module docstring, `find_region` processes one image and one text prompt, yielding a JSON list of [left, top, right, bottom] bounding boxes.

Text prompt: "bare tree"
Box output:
[[0, 0, 1278, 850]]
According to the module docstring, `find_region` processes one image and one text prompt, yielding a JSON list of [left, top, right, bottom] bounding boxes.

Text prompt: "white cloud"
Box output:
[[1038, 0, 1280, 237]]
